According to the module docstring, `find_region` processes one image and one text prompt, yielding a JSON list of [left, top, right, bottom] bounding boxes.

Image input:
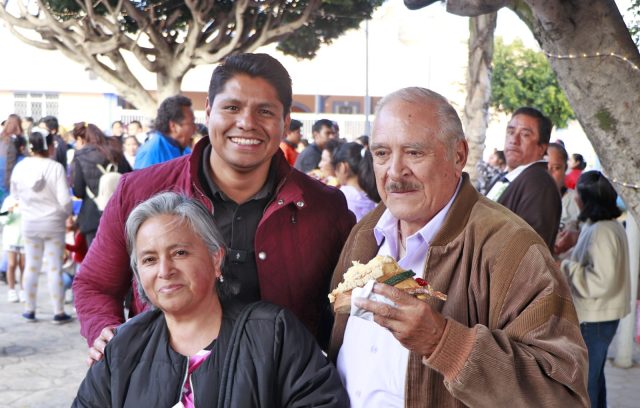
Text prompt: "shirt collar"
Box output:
[[200, 144, 276, 202], [374, 177, 462, 256], [505, 160, 546, 182]]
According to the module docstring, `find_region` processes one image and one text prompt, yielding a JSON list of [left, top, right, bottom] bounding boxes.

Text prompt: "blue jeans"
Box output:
[[580, 320, 619, 408]]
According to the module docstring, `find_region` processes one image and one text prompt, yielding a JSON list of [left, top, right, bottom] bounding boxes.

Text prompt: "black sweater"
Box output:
[[73, 302, 348, 407]]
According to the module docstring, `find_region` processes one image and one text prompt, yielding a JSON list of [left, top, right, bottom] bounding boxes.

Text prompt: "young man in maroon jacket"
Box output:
[[73, 53, 356, 365]]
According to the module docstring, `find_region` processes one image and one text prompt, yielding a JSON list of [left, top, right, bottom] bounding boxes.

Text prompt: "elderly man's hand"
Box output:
[[87, 326, 116, 367], [354, 282, 446, 358]]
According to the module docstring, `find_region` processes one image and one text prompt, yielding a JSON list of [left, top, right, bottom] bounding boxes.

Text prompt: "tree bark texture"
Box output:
[[516, 0, 640, 224], [439, 0, 640, 222], [462, 12, 497, 185]]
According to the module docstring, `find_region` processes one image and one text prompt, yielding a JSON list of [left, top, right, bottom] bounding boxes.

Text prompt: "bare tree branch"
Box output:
[[0, 0, 360, 114], [4, 24, 56, 50]]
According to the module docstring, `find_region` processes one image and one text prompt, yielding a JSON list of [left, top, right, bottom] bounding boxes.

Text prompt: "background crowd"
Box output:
[[0, 84, 635, 407]]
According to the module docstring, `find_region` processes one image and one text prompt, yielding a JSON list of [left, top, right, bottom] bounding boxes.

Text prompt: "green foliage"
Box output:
[[277, 0, 385, 58], [491, 37, 574, 128], [42, 0, 383, 60]]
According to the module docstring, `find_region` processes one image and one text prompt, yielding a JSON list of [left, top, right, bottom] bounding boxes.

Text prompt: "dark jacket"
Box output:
[[73, 303, 349, 407], [0, 135, 18, 193], [73, 137, 355, 346], [52, 134, 68, 171], [496, 161, 561, 250], [294, 144, 322, 173], [71, 145, 132, 235]]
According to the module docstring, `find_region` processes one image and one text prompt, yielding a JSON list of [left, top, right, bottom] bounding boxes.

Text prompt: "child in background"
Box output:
[[1, 196, 25, 302], [2, 136, 27, 302], [63, 215, 87, 304]]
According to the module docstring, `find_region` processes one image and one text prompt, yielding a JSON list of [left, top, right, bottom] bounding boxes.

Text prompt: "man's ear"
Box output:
[[538, 143, 548, 160], [168, 120, 178, 137], [205, 97, 212, 123], [454, 139, 469, 175], [282, 113, 291, 142]]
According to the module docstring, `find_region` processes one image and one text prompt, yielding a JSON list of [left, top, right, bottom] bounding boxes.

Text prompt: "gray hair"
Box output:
[[374, 87, 465, 151], [125, 191, 225, 305]]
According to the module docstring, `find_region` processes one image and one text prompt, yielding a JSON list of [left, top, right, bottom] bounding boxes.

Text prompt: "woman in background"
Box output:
[[2, 134, 27, 303], [331, 142, 380, 221], [71, 122, 131, 247], [561, 171, 630, 408], [123, 135, 140, 169], [309, 138, 341, 186], [0, 114, 21, 203], [565, 153, 586, 189], [11, 129, 72, 323]]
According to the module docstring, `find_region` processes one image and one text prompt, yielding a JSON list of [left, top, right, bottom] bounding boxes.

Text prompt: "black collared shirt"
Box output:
[[198, 145, 276, 304]]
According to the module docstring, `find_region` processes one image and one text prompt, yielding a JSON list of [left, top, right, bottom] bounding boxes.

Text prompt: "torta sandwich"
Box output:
[[329, 255, 447, 313]]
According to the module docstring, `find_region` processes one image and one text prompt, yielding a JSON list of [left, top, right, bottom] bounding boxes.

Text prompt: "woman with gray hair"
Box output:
[[73, 192, 348, 407]]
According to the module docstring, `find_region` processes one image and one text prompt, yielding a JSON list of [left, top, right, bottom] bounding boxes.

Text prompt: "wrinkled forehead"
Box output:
[[372, 100, 440, 145], [136, 215, 190, 242], [508, 114, 540, 134]]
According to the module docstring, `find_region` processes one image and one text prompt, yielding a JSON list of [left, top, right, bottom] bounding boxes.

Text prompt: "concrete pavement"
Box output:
[[0, 274, 86, 407], [1, 274, 640, 407]]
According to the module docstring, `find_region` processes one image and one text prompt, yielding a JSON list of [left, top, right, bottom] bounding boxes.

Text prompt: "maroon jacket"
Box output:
[[73, 138, 355, 346]]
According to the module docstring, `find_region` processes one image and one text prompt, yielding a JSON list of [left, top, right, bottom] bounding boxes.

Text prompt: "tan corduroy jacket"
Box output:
[[329, 174, 589, 407]]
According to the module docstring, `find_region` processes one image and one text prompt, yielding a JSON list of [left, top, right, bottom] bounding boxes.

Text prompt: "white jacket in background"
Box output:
[[10, 156, 71, 234], [561, 219, 631, 323]]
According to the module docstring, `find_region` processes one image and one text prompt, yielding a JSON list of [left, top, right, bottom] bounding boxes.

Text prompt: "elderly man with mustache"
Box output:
[[329, 88, 589, 407]]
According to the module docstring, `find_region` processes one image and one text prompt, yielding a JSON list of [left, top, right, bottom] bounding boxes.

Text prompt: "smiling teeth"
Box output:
[[231, 137, 261, 145]]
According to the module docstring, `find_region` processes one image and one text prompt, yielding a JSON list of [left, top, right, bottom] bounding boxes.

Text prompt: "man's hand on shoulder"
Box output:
[[87, 326, 116, 367], [354, 283, 446, 358]]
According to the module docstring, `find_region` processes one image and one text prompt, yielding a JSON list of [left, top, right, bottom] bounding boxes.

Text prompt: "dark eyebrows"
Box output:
[[507, 124, 533, 133], [216, 97, 240, 106], [258, 102, 279, 110], [215, 97, 280, 111], [137, 242, 192, 257]]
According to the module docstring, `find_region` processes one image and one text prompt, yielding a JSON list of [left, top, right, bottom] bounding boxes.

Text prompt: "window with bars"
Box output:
[[13, 92, 59, 120], [332, 101, 360, 114]]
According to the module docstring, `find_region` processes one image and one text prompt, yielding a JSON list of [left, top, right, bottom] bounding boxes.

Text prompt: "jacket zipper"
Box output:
[[192, 182, 214, 213]]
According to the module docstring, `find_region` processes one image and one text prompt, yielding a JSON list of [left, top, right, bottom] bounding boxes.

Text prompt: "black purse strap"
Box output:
[[217, 302, 262, 408]]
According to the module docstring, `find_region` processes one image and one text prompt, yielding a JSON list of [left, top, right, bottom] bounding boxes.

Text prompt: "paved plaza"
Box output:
[[1, 274, 640, 407]]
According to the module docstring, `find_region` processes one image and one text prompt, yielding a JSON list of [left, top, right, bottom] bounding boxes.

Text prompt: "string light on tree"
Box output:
[[544, 51, 640, 71], [608, 176, 640, 190]]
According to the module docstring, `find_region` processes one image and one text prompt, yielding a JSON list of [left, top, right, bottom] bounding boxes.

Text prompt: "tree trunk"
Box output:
[[438, 0, 640, 222], [114, 83, 158, 117], [515, 0, 640, 222], [156, 72, 185, 110], [462, 12, 497, 185]]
